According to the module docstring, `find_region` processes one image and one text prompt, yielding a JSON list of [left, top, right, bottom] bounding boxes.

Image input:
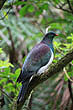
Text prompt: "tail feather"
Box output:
[[17, 80, 29, 104]]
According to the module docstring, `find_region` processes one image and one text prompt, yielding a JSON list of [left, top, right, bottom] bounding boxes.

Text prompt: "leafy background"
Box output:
[[0, 0, 73, 110]]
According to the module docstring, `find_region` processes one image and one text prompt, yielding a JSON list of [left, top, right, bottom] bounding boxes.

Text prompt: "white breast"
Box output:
[[37, 49, 54, 75]]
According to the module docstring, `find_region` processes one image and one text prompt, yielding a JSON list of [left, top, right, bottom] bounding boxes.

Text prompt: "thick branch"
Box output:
[[17, 49, 73, 110], [0, 0, 7, 10]]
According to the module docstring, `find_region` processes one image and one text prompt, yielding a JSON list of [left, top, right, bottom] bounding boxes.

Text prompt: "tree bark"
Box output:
[[17, 49, 73, 110]]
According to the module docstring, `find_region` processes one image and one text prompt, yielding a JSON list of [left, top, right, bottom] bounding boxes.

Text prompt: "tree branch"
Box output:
[[56, 5, 71, 13], [67, 0, 73, 14], [7, 27, 18, 64], [0, 7, 11, 20], [0, 88, 12, 102], [68, 64, 73, 106], [0, 0, 7, 10], [17, 49, 73, 110], [68, 80, 73, 104], [51, 1, 73, 15]]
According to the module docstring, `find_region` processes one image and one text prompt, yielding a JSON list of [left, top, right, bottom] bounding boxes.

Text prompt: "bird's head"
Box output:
[[45, 31, 58, 39]]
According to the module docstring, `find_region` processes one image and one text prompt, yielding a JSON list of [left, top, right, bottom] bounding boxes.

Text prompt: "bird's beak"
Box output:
[[55, 34, 59, 36]]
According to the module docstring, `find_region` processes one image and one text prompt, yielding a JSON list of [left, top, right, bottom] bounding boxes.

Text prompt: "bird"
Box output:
[[17, 31, 58, 104]]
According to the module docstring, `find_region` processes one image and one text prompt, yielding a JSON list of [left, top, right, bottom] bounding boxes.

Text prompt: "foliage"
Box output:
[[0, 0, 73, 110]]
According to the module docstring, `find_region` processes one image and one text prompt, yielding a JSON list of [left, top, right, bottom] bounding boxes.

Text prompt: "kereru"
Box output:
[[17, 31, 58, 103]]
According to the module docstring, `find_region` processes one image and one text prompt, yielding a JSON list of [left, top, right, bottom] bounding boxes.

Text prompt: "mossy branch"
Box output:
[[17, 49, 73, 110]]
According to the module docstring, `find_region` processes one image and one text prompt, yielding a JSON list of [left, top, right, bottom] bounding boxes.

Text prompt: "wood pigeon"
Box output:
[[17, 31, 58, 103]]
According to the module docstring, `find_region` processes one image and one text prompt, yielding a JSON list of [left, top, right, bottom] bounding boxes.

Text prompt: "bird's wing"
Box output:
[[17, 43, 52, 83]]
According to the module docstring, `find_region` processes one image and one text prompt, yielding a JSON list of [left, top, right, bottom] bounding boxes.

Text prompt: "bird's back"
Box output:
[[17, 43, 52, 83]]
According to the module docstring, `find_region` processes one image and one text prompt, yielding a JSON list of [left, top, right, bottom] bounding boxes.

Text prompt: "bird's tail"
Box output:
[[17, 80, 29, 104]]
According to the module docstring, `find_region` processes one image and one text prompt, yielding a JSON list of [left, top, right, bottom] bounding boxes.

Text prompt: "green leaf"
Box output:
[[14, 68, 21, 81], [19, 6, 28, 16], [0, 48, 3, 54], [55, 0, 59, 4], [22, 56, 26, 64], [28, 5, 35, 13], [15, 68, 21, 75], [42, 3, 48, 10], [72, 60, 73, 64], [0, 60, 14, 69], [64, 72, 71, 81], [14, 1, 26, 6], [35, 10, 42, 16], [4, 68, 10, 75], [67, 36, 72, 43], [0, 78, 7, 85], [4, 83, 15, 93]]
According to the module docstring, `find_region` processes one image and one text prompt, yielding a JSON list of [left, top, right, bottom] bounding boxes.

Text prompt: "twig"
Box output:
[[56, 5, 71, 13], [64, 65, 73, 107], [60, 2, 67, 7], [32, 22, 45, 35], [0, 7, 11, 20], [0, 88, 12, 102], [67, 0, 73, 14], [0, 0, 14, 20], [51, 1, 73, 14], [23, 106, 30, 110], [68, 80, 73, 105], [7, 27, 18, 64], [7, 27, 15, 51], [68, 64, 73, 107], [63, 67, 73, 82], [46, 26, 51, 34], [0, 0, 7, 10], [27, 93, 33, 110]]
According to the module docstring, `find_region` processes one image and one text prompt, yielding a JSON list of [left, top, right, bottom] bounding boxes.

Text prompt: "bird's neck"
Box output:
[[41, 36, 54, 52]]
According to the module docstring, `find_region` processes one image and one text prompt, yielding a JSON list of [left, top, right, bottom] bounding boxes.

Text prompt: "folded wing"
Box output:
[[17, 43, 52, 83]]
